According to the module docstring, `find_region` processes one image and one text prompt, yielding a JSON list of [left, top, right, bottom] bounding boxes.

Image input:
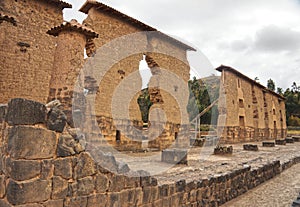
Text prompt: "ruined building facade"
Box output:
[[217, 65, 287, 143], [0, 0, 195, 150]]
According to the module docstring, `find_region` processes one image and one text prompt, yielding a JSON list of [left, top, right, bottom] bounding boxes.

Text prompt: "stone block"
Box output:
[[286, 138, 294, 143], [243, 144, 258, 151], [77, 176, 95, 196], [95, 173, 109, 193], [41, 160, 53, 180], [117, 161, 130, 174], [64, 197, 88, 207], [214, 146, 233, 155], [8, 126, 57, 159], [0, 104, 7, 122], [262, 142, 275, 147], [44, 199, 64, 207], [161, 149, 188, 164], [46, 107, 67, 133], [6, 98, 46, 125], [52, 176, 68, 199], [292, 136, 300, 142], [74, 152, 96, 179], [107, 192, 120, 207], [7, 179, 51, 205], [53, 158, 72, 179], [88, 147, 118, 173], [275, 139, 286, 145], [108, 174, 125, 192], [87, 194, 107, 207], [57, 135, 85, 157], [6, 159, 40, 181], [293, 136, 300, 142]]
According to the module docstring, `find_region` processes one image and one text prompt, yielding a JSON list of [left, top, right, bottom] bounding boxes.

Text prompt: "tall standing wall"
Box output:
[[0, 0, 69, 104]]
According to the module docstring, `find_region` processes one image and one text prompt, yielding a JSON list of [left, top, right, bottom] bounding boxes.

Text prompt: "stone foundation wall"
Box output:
[[218, 126, 287, 144], [0, 99, 299, 207]]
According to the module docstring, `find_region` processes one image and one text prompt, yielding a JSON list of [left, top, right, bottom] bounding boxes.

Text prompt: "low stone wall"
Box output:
[[0, 98, 300, 207], [219, 126, 287, 144]]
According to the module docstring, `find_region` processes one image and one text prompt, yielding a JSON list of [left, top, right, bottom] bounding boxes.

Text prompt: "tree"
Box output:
[[137, 88, 152, 123], [267, 79, 275, 91], [277, 87, 283, 95]]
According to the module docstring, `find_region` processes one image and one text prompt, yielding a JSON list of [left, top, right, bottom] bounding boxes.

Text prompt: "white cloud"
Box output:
[[63, 0, 300, 89]]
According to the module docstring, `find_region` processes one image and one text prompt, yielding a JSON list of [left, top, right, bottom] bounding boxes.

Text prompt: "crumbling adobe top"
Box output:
[[47, 19, 99, 39], [216, 65, 285, 100], [79, 0, 196, 51], [45, 0, 72, 9]]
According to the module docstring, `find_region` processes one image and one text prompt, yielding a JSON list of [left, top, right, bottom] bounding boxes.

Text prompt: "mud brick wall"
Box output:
[[217, 68, 287, 143], [0, 98, 299, 207], [48, 30, 87, 110], [0, 0, 65, 104], [83, 7, 145, 124], [82, 6, 191, 150]]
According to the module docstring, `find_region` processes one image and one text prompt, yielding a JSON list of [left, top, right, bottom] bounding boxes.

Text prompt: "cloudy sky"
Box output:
[[64, 0, 300, 90]]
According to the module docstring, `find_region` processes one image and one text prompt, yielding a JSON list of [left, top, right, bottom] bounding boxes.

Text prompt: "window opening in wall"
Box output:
[[239, 99, 244, 108], [139, 55, 152, 90], [238, 79, 241, 88], [137, 55, 153, 125], [116, 130, 121, 142], [273, 109, 276, 115], [175, 132, 178, 140], [239, 116, 245, 127]]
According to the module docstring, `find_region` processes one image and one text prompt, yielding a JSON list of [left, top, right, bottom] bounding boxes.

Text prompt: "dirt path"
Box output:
[[221, 164, 300, 207]]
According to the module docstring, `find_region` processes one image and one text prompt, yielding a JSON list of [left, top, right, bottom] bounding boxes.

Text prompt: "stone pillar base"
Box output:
[[161, 149, 188, 164]]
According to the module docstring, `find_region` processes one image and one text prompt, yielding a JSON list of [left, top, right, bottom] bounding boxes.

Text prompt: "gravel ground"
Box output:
[[112, 141, 300, 184], [221, 163, 300, 207]]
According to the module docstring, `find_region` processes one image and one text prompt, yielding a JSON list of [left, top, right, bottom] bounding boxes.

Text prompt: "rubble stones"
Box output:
[[6, 98, 47, 125], [8, 126, 57, 159], [243, 144, 259, 151], [190, 138, 205, 147], [57, 134, 85, 157], [214, 146, 233, 155], [286, 138, 294, 143], [46, 107, 67, 133], [293, 136, 300, 142]]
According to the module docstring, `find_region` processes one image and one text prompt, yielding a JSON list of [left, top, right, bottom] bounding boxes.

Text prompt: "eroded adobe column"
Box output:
[[47, 20, 98, 113]]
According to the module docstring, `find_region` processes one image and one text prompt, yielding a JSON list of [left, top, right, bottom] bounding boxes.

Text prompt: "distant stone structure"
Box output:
[[0, 0, 195, 151], [217, 65, 287, 143]]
